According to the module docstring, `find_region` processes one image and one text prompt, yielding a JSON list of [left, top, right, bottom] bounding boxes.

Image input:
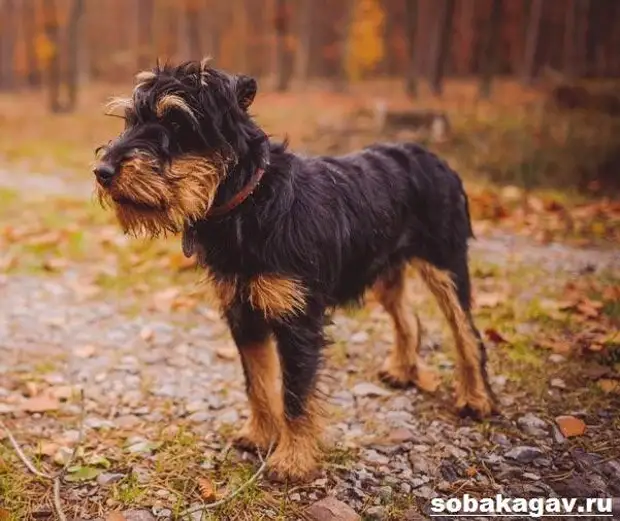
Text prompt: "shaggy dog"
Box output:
[[93, 60, 497, 481]]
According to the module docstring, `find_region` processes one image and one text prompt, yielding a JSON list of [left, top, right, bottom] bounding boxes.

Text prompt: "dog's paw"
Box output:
[[378, 368, 414, 389], [233, 419, 278, 454], [456, 396, 499, 421]]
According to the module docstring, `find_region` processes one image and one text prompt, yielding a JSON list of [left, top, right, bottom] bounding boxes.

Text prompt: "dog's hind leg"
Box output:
[[374, 266, 424, 388], [416, 256, 497, 419], [226, 305, 283, 452], [267, 303, 326, 482]]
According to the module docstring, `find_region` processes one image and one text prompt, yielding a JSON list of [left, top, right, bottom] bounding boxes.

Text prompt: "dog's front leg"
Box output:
[[225, 304, 283, 452], [267, 308, 326, 482]]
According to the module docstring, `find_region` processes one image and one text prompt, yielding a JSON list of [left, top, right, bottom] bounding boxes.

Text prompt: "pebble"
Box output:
[[306, 497, 361, 521], [120, 510, 156, 521], [517, 413, 548, 437], [97, 472, 125, 486], [365, 506, 387, 520], [352, 382, 391, 398], [505, 446, 544, 463]]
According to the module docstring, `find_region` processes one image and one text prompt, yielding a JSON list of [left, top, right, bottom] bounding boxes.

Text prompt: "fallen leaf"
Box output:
[[598, 379, 620, 394], [555, 415, 586, 437], [465, 466, 478, 477], [0, 508, 10, 521], [537, 339, 572, 354], [49, 385, 76, 400], [65, 465, 103, 482], [74, 344, 97, 358], [475, 292, 504, 309], [105, 513, 127, 521], [42, 257, 69, 272], [198, 477, 217, 502], [20, 395, 60, 413], [23, 381, 39, 397], [485, 328, 509, 344], [37, 442, 59, 456], [87, 454, 112, 469]]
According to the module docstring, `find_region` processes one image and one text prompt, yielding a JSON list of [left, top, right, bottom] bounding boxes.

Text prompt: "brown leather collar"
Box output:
[[205, 166, 266, 218]]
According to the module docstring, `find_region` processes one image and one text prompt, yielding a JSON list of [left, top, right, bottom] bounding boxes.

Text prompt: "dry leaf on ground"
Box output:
[[105, 512, 127, 521], [20, 395, 60, 413], [598, 379, 620, 394], [198, 477, 217, 502], [416, 367, 440, 393], [555, 415, 586, 437]]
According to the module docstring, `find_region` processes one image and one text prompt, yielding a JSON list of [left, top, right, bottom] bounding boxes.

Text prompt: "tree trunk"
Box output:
[[294, 0, 312, 83], [137, 0, 154, 69], [562, 0, 578, 79], [0, 0, 16, 91], [404, 0, 419, 97], [429, 0, 455, 96], [65, 0, 85, 112], [43, 0, 62, 112], [274, 0, 292, 91], [335, 0, 355, 91], [185, 1, 202, 61], [521, 0, 543, 85], [22, 0, 41, 87], [478, 0, 503, 98]]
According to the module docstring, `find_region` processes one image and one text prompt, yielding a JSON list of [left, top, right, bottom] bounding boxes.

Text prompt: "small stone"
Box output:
[[413, 486, 434, 499], [185, 400, 207, 414], [121, 510, 156, 521], [550, 378, 567, 389], [97, 472, 125, 486], [388, 428, 414, 443], [517, 413, 548, 437], [365, 506, 387, 520], [505, 446, 544, 463], [350, 331, 369, 344], [400, 482, 412, 494], [377, 486, 392, 501], [352, 383, 391, 398], [552, 426, 567, 444], [549, 354, 566, 363], [306, 497, 361, 521], [490, 433, 511, 447], [218, 409, 239, 424], [115, 415, 141, 429], [188, 411, 211, 423], [523, 472, 541, 480], [363, 450, 389, 466]]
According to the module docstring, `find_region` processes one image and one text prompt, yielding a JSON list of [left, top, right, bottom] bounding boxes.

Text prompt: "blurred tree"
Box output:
[[522, 0, 543, 85], [185, 0, 203, 60], [479, 0, 503, 99], [42, 0, 62, 111], [294, 0, 312, 82], [335, 0, 355, 91], [65, 0, 85, 111], [0, 0, 16, 91], [562, 0, 577, 79], [404, 0, 418, 97], [428, 0, 455, 96], [274, 0, 292, 91], [345, 0, 385, 82], [137, 0, 154, 69], [22, 0, 42, 87]]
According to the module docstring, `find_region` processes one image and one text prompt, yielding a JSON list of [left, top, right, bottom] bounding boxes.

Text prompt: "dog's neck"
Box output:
[[206, 139, 271, 219]]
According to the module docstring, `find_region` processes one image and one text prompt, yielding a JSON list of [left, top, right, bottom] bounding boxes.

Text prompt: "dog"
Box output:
[[93, 59, 497, 482]]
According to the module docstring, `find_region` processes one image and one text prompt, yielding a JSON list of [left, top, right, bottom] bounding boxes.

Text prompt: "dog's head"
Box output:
[[93, 59, 265, 237]]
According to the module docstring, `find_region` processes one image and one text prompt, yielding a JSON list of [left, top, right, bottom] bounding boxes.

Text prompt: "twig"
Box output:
[[0, 388, 86, 521], [53, 477, 68, 521], [0, 419, 53, 479], [178, 441, 275, 520]]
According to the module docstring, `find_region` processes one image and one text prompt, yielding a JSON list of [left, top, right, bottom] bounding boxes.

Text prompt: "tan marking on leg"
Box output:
[[234, 338, 283, 451], [266, 396, 324, 482], [248, 275, 306, 319], [374, 271, 425, 388], [415, 260, 494, 416], [201, 269, 237, 310]]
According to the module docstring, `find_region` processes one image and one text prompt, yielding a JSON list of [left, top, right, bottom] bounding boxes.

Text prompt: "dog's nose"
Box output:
[[93, 164, 116, 186]]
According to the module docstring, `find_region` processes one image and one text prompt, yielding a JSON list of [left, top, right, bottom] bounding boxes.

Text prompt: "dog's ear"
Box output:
[[235, 75, 257, 111]]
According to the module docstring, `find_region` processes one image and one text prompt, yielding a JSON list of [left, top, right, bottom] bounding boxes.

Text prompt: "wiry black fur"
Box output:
[[95, 61, 493, 433]]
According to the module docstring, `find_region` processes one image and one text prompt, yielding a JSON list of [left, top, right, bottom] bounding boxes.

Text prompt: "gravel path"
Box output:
[[1, 172, 619, 520]]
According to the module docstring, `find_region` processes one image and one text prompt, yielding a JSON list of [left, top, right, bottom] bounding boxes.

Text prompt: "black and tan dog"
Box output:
[[93, 59, 497, 481]]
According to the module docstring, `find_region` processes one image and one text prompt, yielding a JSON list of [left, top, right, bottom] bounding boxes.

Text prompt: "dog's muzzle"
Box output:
[[93, 163, 117, 187]]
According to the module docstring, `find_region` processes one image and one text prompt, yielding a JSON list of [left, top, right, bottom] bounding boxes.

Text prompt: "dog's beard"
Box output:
[[97, 154, 223, 237]]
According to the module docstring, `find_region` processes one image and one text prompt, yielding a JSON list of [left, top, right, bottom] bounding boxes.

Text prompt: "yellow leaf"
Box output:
[[198, 477, 217, 503], [598, 379, 620, 394]]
